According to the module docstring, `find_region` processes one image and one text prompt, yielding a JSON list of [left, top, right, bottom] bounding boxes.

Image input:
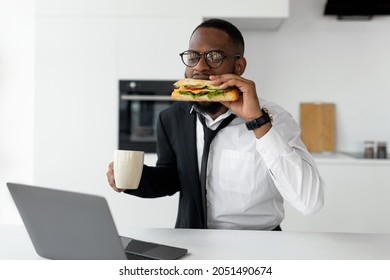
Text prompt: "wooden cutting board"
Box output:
[[300, 103, 336, 153]]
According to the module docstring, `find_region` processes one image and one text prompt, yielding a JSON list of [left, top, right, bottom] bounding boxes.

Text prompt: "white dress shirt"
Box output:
[[194, 99, 324, 230]]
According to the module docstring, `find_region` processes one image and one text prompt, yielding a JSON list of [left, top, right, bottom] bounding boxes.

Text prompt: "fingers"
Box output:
[[107, 162, 123, 193], [210, 74, 255, 94], [112, 186, 124, 193], [220, 101, 232, 109], [209, 74, 239, 89], [211, 74, 262, 121]]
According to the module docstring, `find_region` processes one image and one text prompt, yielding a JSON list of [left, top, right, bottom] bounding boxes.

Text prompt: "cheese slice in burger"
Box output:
[[171, 78, 239, 102]]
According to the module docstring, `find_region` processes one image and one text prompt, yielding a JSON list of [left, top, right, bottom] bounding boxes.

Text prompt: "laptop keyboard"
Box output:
[[125, 239, 159, 260], [125, 252, 156, 260], [126, 239, 159, 252]]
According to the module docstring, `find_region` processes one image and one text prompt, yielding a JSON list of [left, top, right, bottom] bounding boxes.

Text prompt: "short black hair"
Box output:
[[192, 18, 245, 56]]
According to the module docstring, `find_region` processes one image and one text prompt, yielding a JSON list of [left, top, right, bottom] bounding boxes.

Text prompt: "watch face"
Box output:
[[262, 108, 272, 122]]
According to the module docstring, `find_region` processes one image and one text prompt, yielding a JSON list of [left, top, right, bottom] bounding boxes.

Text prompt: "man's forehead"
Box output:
[[189, 28, 231, 51]]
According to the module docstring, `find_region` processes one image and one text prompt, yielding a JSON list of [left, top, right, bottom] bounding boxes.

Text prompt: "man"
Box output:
[[107, 19, 324, 230]]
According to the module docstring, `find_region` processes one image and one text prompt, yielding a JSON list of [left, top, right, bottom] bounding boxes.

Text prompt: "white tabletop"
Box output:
[[1, 225, 390, 260]]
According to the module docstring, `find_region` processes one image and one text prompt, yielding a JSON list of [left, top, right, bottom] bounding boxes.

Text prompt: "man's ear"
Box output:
[[234, 57, 247, 76]]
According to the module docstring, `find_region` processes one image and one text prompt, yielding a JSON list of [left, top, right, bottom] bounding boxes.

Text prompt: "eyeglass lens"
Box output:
[[181, 51, 225, 68]]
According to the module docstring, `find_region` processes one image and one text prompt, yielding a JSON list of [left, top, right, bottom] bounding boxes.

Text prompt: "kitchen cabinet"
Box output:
[[37, 0, 288, 30], [116, 17, 201, 79], [202, 0, 289, 30], [37, 0, 200, 17], [35, 16, 118, 190], [282, 154, 390, 233]]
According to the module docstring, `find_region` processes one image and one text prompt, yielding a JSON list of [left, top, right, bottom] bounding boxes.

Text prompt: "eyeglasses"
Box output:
[[179, 50, 241, 69]]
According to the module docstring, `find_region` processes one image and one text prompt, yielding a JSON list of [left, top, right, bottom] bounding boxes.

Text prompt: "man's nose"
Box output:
[[193, 55, 210, 72]]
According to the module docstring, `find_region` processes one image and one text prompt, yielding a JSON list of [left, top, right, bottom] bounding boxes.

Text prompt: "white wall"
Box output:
[[2, 0, 390, 231], [0, 0, 35, 224]]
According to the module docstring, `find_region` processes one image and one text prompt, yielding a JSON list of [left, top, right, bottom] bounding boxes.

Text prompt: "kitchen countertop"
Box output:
[[311, 152, 390, 165], [2, 225, 390, 260]]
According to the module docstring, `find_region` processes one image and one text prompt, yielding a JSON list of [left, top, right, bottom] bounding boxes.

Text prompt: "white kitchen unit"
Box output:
[[36, 0, 195, 16], [282, 153, 390, 233], [116, 17, 201, 80], [202, 0, 289, 30], [37, 0, 289, 30]]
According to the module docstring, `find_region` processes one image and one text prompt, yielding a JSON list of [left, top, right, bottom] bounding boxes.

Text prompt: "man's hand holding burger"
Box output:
[[210, 74, 272, 139]]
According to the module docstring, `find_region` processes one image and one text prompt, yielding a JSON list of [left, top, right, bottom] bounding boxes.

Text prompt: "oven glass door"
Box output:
[[119, 80, 175, 153]]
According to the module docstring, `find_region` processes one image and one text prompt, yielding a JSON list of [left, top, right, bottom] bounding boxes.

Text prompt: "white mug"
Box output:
[[113, 150, 144, 190]]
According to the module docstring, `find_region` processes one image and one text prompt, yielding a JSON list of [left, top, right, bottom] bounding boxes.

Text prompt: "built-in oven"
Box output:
[[119, 80, 176, 153]]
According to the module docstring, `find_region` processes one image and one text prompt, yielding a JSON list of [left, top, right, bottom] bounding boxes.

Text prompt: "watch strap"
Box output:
[[245, 108, 272, 130]]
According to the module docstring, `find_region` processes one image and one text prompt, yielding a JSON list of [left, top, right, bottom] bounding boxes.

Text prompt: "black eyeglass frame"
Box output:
[[179, 50, 241, 69]]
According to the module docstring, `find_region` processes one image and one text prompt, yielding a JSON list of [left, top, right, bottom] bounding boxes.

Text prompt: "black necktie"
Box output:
[[198, 113, 236, 228]]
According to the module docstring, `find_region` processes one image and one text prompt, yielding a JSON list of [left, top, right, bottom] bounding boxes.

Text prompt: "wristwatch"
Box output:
[[245, 108, 272, 130]]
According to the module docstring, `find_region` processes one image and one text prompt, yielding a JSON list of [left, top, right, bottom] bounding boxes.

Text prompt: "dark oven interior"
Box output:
[[119, 80, 175, 153]]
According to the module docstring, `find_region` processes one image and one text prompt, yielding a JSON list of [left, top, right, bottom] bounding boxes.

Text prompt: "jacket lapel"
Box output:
[[177, 103, 206, 227], [177, 103, 200, 178]]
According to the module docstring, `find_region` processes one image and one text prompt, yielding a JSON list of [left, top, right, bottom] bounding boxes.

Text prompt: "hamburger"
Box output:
[[171, 78, 239, 102]]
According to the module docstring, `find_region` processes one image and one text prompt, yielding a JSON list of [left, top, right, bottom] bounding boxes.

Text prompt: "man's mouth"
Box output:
[[192, 74, 210, 80]]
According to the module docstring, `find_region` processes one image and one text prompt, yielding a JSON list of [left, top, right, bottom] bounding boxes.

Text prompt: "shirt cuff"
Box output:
[[256, 127, 294, 163]]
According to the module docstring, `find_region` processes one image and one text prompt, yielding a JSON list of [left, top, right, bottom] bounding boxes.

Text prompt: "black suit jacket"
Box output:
[[126, 102, 206, 228]]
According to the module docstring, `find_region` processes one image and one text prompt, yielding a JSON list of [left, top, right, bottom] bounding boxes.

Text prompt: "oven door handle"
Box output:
[[120, 95, 172, 101]]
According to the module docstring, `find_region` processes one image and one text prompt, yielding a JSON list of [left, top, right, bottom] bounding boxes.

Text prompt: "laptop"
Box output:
[[7, 182, 188, 260]]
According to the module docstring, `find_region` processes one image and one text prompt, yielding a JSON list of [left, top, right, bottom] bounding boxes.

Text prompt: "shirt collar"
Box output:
[[190, 104, 234, 127]]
